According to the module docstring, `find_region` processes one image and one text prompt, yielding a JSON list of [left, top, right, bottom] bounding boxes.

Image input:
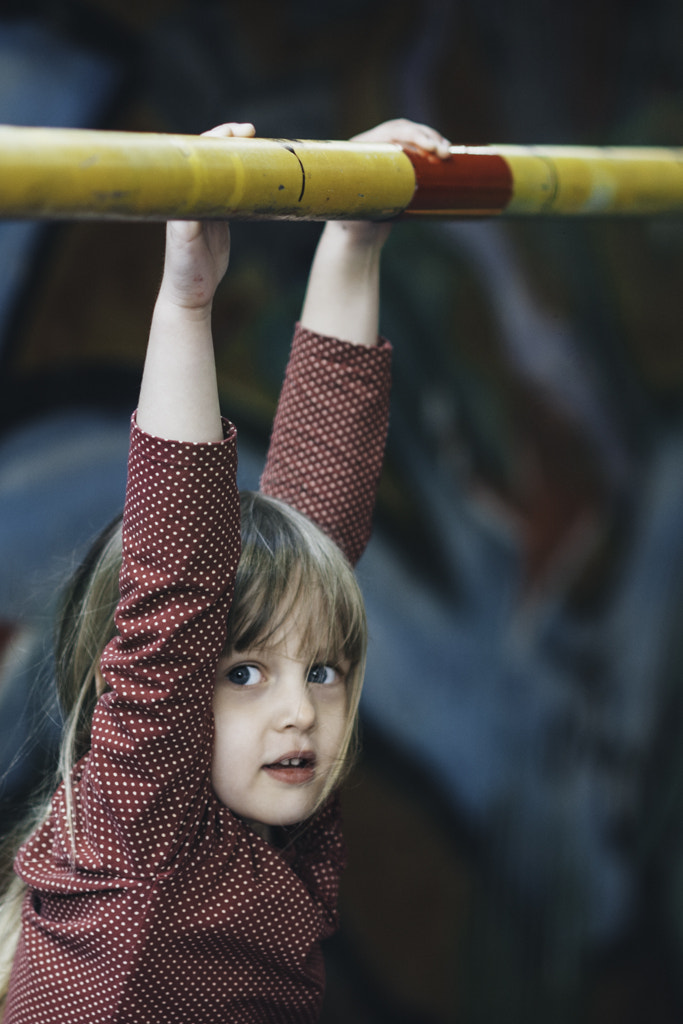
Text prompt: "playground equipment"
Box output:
[[0, 125, 682, 221]]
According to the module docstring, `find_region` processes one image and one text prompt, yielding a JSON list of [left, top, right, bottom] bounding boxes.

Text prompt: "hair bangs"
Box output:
[[225, 492, 367, 672]]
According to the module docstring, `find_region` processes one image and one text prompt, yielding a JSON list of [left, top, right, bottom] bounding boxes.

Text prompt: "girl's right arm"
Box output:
[[76, 126, 255, 874], [137, 122, 256, 443]]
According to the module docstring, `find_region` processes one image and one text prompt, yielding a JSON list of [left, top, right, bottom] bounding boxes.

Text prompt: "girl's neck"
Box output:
[[239, 816, 273, 844]]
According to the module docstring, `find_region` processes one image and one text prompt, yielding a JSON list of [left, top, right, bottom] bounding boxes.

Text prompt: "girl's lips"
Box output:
[[263, 753, 316, 785]]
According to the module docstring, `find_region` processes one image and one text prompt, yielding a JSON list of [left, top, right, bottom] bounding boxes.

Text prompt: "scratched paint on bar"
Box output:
[[2, 128, 683, 220], [401, 147, 514, 216]]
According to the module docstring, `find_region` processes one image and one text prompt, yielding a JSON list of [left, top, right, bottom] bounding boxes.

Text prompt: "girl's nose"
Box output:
[[277, 672, 316, 732]]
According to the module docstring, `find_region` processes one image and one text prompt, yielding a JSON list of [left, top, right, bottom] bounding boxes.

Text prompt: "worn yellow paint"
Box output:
[[2, 126, 683, 220], [0, 125, 417, 221], [496, 144, 683, 215]]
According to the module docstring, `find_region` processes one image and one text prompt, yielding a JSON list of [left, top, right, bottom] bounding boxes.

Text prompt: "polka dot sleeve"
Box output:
[[82, 415, 240, 874], [260, 324, 392, 566]]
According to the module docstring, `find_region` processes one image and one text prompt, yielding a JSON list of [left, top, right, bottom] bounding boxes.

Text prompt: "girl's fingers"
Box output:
[[166, 123, 254, 238], [200, 120, 451, 162], [201, 122, 256, 139], [352, 118, 451, 159], [407, 124, 452, 159], [199, 120, 452, 160]]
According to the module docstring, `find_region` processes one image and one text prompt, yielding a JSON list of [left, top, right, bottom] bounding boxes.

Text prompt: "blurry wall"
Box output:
[[2, 2, 683, 1022]]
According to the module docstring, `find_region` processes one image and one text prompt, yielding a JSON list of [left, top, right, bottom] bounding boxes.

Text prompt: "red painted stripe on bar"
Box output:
[[401, 146, 513, 215]]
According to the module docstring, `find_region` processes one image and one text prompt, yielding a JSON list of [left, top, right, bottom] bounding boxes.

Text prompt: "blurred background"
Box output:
[[2, 1, 683, 1020]]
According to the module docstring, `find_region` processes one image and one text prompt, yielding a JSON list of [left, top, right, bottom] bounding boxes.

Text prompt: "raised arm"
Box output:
[[262, 119, 451, 564], [299, 119, 450, 347], [137, 122, 256, 442], [81, 125, 255, 873]]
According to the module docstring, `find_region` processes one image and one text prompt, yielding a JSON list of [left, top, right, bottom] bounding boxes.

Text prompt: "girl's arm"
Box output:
[[262, 119, 450, 563], [138, 118, 447, 443], [299, 119, 451, 348], [78, 126, 254, 874], [137, 122, 256, 441]]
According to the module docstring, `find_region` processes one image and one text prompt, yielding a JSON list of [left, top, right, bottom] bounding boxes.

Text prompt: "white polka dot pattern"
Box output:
[[6, 329, 391, 1023], [261, 324, 392, 567]]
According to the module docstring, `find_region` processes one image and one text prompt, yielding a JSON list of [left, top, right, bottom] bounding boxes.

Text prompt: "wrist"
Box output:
[[153, 286, 214, 326], [320, 219, 391, 253], [300, 226, 382, 348], [313, 223, 385, 285]]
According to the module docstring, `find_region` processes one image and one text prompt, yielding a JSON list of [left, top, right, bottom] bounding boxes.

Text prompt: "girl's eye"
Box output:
[[226, 664, 263, 687], [307, 664, 338, 685]]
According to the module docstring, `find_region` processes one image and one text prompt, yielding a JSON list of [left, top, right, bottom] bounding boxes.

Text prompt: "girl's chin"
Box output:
[[237, 812, 309, 840]]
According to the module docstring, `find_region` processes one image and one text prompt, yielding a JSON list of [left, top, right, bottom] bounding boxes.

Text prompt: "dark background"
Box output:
[[2, 2, 683, 1020]]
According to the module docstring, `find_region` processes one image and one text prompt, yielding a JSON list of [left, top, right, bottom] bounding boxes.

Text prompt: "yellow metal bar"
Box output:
[[1, 126, 683, 221], [496, 144, 683, 215], [0, 125, 416, 221]]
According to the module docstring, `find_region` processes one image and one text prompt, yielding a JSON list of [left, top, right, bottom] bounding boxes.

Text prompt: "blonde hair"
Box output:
[[0, 515, 122, 1014], [0, 492, 367, 1009]]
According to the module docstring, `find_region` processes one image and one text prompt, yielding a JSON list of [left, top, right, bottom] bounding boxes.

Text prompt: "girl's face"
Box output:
[[211, 614, 349, 834]]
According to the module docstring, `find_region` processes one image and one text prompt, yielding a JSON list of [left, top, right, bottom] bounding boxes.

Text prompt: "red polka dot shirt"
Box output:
[[6, 326, 391, 1024]]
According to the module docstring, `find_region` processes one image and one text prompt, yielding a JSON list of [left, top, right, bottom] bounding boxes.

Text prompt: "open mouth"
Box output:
[[263, 754, 316, 785]]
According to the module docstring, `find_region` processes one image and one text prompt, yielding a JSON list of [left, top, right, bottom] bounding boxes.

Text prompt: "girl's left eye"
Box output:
[[307, 664, 338, 685], [226, 664, 263, 686]]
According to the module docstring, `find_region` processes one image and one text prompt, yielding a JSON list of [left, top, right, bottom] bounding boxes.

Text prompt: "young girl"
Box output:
[[0, 119, 451, 1023]]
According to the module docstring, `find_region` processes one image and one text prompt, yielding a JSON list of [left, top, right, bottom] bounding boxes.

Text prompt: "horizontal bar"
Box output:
[[0, 125, 416, 222], [1, 125, 683, 221], [460, 144, 683, 217]]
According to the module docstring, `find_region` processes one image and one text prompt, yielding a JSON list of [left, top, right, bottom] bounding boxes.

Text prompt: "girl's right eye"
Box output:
[[226, 664, 263, 686]]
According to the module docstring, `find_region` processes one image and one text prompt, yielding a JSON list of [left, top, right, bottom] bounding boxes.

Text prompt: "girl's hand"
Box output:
[[300, 119, 449, 346], [140, 122, 254, 442], [338, 118, 452, 248], [157, 122, 256, 317], [351, 117, 451, 156]]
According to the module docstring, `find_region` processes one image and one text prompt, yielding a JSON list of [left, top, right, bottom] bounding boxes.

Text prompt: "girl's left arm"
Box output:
[[299, 119, 451, 348], [262, 119, 450, 565]]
